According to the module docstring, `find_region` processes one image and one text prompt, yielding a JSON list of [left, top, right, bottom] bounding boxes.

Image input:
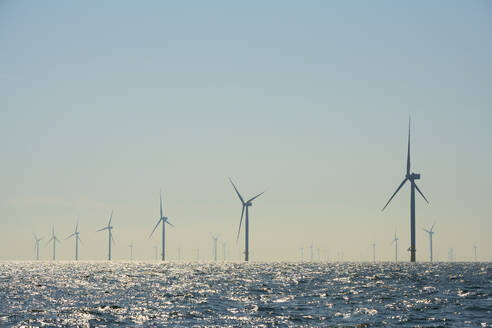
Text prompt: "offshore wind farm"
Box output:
[[0, 1, 490, 327]]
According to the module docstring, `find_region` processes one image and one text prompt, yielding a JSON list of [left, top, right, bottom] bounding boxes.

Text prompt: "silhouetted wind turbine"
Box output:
[[229, 178, 264, 262], [149, 191, 175, 261], [66, 219, 83, 261], [422, 222, 436, 262], [391, 230, 399, 263], [474, 244, 478, 262], [46, 225, 60, 260], [33, 234, 42, 260], [211, 235, 219, 261], [97, 210, 115, 260], [382, 119, 430, 262]]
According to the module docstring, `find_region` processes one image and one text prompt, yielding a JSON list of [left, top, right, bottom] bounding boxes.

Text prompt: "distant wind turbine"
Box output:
[[222, 241, 226, 261], [422, 222, 436, 262], [46, 225, 60, 260], [33, 234, 43, 260], [149, 191, 175, 261], [371, 241, 376, 263], [211, 235, 219, 261], [391, 230, 398, 262], [97, 210, 115, 260], [229, 178, 265, 262], [128, 243, 134, 261], [310, 244, 314, 261], [474, 244, 478, 262], [300, 247, 304, 262], [382, 119, 430, 262], [65, 219, 83, 261]]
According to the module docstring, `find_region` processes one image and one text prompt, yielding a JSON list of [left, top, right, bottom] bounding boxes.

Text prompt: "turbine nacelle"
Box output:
[[406, 172, 421, 180]]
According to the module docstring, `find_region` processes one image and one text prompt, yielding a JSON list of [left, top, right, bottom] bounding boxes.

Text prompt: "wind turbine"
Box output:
[[211, 235, 219, 261], [391, 230, 399, 263], [149, 191, 175, 261], [382, 119, 430, 262], [222, 241, 227, 261], [128, 243, 134, 261], [33, 234, 43, 260], [371, 241, 376, 263], [97, 210, 115, 260], [474, 244, 478, 262], [422, 223, 436, 262], [46, 225, 60, 260], [66, 219, 83, 261], [229, 178, 264, 262]]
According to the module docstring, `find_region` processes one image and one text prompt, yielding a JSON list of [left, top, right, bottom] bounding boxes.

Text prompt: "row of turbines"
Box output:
[[29, 120, 480, 262]]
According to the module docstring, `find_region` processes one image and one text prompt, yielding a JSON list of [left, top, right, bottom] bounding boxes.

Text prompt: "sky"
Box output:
[[0, 1, 491, 262]]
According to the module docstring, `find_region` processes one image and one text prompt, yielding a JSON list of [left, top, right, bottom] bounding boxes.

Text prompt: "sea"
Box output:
[[0, 262, 490, 327]]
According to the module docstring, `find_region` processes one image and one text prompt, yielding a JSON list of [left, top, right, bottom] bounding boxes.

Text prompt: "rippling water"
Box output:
[[0, 262, 490, 327]]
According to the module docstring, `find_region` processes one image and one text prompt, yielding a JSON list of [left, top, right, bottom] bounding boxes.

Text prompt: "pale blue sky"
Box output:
[[0, 1, 491, 261]]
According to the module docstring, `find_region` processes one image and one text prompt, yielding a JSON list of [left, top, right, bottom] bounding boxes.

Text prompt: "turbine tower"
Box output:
[[33, 234, 43, 260], [66, 219, 83, 260], [474, 244, 478, 262], [97, 210, 115, 260], [391, 230, 399, 263], [211, 235, 219, 261], [222, 241, 227, 261], [382, 119, 430, 262], [229, 178, 264, 262], [46, 225, 60, 260], [149, 191, 175, 261], [422, 223, 436, 262]]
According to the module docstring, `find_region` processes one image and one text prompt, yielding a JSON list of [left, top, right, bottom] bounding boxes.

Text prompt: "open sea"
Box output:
[[0, 262, 490, 327]]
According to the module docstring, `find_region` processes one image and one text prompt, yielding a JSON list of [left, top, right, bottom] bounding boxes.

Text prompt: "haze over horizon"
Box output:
[[1, 1, 491, 262]]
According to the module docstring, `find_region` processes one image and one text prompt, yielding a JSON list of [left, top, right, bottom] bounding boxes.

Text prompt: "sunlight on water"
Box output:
[[0, 262, 490, 327]]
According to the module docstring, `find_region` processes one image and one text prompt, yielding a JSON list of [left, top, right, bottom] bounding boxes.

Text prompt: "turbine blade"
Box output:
[[148, 218, 162, 239], [78, 236, 84, 246], [236, 205, 245, 242], [33, 233, 37, 240], [414, 183, 429, 204], [247, 191, 265, 203], [108, 210, 113, 226], [45, 237, 54, 246], [165, 220, 175, 228], [407, 118, 411, 176], [111, 234, 115, 245], [382, 178, 408, 211], [430, 221, 436, 232], [65, 233, 75, 240], [96, 227, 108, 232], [229, 178, 245, 204], [160, 190, 163, 219]]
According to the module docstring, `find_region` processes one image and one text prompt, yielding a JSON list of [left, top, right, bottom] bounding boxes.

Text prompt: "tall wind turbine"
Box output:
[[66, 219, 83, 261], [46, 225, 60, 260], [229, 178, 264, 262], [422, 223, 436, 262], [97, 210, 115, 260], [33, 234, 43, 260], [149, 191, 175, 261], [382, 119, 430, 262], [211, 235, 219, 261], [391, 230, 399, 263]]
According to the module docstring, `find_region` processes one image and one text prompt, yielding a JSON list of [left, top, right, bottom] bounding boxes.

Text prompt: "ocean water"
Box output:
[[0, 262, 490, 327]]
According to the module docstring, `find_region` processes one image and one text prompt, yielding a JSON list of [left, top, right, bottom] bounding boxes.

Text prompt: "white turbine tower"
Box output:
[[149, 191, 175, 261], [422, 222, 436, 262], [33, 234, 43, 260], [46, 225, 60, 260], [66, 219, 83, 261], [211, 235, 219, 261], [391, 230, 399, 263], [229, 178, 265, 262], [97, 210, 115, 260], [128, 243, 134, 261]]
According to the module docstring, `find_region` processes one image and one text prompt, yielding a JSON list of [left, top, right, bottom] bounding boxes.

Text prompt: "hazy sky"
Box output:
[[1, 1, 491, 262]]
